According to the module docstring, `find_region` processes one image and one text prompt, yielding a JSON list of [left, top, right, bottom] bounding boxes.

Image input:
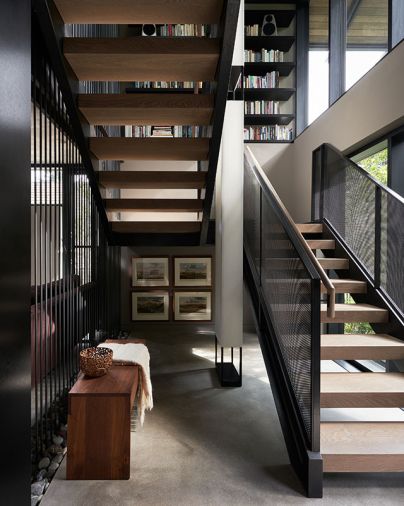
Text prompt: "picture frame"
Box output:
[[132, 291, 169, 321], [132, 257, 169, 287], [174, 257, 212, 287], [174, 291, 212, 321]]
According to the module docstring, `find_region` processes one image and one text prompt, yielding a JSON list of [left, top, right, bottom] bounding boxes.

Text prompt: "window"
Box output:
[[351, 140, 388, 185]]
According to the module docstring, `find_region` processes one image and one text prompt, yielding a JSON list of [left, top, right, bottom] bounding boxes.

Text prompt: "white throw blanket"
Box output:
[[98, 343, 153, 425]]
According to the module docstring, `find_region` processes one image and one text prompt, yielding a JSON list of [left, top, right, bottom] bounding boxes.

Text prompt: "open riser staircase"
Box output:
[[244, 145, 404, 497], [47, 0, 241, 245]]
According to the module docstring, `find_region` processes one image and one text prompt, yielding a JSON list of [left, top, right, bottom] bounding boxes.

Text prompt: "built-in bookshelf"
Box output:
[[243, 3, 296, 143]]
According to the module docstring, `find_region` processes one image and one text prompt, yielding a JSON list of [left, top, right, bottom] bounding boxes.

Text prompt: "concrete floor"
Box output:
[[42, 326, 404, 506]]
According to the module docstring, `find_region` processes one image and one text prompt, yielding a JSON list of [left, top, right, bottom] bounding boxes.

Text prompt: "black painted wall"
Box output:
[[0, 0, 31, 503]]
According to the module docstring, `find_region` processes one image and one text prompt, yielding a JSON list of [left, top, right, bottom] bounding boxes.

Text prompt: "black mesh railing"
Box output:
[[313, 143, 404, 320], [244, 147, 321, 452]]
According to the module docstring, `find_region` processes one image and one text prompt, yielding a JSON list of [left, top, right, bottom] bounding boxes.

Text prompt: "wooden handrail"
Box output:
[[245, 146, 336, 318]]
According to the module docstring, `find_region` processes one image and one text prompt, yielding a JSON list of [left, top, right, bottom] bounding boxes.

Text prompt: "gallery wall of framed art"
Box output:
[[130, 254, 213, 323]]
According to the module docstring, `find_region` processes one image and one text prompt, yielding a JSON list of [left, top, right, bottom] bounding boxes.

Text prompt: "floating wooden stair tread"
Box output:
[[321, 279, 367, 294], [297, 223, 323, 233], [54, 0, 224, 24], [98, 171, 206, 190], [321, 373, 404, 408], [111, 221, 201, 234], [321, 334, 404, 360], [90, 138, 209, 161], [105, 199, 203, 212], [64, 37, 221, 81], [321, 422, 404, 472], [79, 94, 214, 126], [318, 258, 349, 270], [306, 239, 335, 250], [321, 303, 388, 323]]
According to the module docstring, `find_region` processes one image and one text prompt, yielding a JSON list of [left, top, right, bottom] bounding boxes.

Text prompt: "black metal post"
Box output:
[[329, 0, 347, 105], [374, 186, 382, 288]]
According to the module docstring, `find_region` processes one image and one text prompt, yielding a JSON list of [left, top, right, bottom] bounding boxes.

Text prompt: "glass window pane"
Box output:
[[346, 0, 388, 91], [351, 140, 389, 185]]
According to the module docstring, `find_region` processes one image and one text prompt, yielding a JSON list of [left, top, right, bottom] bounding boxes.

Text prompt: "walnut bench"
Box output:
[[67, 339, 144, 480]]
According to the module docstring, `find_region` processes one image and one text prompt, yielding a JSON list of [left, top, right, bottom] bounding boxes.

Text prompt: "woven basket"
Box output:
[[80, 347, 113, 378]]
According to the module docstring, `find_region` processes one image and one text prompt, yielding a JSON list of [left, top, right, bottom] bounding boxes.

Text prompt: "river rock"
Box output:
[[31, 479, 47, 496], [47, 462, 59, 477], [52, 435, 63, 446], [38, 457, 50, 470]]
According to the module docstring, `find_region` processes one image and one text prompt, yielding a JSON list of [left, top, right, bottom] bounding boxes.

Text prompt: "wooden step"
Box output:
[[320, 279, 367, 294], [321, 422, 404, 472], [321, 334, 404, 360], [321, 303, 388, 323], [111, 221, 201, 234], [98, 171, 206, 190], [297, 223, 323, 234], [54, 0, 224, 24], [318, 257, 349, 270], [306, 239, 335, 250], [90, 138, 209, 161], [321, 373, 404, 408], [64, 37, 220, 81], [79, 94, 214, 126], [105, 199, 203, 212]]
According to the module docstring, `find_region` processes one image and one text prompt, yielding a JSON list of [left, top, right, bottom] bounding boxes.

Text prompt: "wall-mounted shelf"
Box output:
[[244, 140, 294, 144], [243, 87, 295, 100], [245, 36, 295, 52], [244, 114, 295, 126], [244, 62, 295, 77]]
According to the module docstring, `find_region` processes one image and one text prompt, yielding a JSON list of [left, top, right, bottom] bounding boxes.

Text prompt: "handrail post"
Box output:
[[374, 185, 382, 288]]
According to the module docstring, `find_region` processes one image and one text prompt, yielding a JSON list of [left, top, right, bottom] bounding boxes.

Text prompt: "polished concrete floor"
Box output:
[[42, 326, 404, 506]]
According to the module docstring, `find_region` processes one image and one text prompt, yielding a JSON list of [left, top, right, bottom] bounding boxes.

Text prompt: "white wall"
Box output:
[[248, 40, 404, 222]]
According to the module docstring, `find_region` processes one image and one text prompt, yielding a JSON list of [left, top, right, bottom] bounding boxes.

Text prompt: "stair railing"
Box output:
[[244, 146, 323, 498], [313, 142, 404, 325]]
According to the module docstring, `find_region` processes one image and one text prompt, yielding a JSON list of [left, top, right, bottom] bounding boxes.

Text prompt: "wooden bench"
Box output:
[[67, 339, 144, 480]]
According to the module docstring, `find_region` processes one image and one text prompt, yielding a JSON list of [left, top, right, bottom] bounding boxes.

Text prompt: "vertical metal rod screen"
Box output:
[[31, 25, 121, 460]]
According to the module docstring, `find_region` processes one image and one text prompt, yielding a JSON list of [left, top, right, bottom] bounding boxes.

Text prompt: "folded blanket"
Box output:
[[98, 342, 153, 425]]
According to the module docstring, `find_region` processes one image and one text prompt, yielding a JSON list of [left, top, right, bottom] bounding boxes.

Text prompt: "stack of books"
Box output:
[[132, 126, 152, 137], [244, 72, 280, 89], [152, 126, 173, 137], [173, 126, 200, 138], [244, 125, 293, 141], [244, 49, 284, 63], [131, 126, 201, 138], [245, 24, 261, 36], [244, 101, 280, 115], [157, 24, 210, 36], [131, 81, 196, 89]]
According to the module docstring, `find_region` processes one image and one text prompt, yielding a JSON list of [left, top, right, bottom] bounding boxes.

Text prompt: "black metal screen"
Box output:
[[315, 143, 404, 318], [244, 149, 321, 451], [31, 25, 121, 460]]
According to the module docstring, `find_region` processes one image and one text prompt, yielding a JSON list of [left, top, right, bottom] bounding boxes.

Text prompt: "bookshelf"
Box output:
[[243, 4, 296, 143]]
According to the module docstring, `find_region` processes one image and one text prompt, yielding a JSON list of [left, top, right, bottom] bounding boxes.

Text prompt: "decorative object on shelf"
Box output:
[[174, 291, 212, 321], [132, 291, 169, 321], [261, 14, 277, 36], [79, 347, 113, 378], [142, 24, 157, 36], [174, 257, 212, 287], [132, 257, 169, 287]]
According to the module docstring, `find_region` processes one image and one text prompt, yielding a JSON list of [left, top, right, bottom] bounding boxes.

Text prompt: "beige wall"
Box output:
[[248, 40, 404, 222]]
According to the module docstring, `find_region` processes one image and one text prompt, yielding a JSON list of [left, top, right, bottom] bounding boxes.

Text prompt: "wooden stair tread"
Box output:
[[318, 258, 349, 270], [306, 239, 335, 250], [321, 422, 404, 472], [54, 0, 224, 24], [64, 37, 220, 81], [111, 221, 201, 234], [98, 171, 206, 189], [321, 372, 404, 408], [321, 303, 388, 323], [90, 138, 209, 161], [79, 93, 214, 126], [297, 223, 323, 233], [321, 333, 404, 360], [105, 198, 203, 212], [320, 279, 367, 294]]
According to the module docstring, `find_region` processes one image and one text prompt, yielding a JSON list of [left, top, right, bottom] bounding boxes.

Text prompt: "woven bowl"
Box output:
[[80, 347, 113, 378]]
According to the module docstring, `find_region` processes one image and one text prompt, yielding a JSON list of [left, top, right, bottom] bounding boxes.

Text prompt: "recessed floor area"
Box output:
[[42, 327, 404, 506]]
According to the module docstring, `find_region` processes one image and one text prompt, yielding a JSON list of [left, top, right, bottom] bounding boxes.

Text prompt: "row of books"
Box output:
[[131, 126, 201, 138], [157, 24, 210, 37], [244, 72, 280, 89], [245, 101, 280, 115], [245, 24, 261, 36], [244, 49, 284, 63], [244, 126, 294, 141], [131, 81, 196, 89]]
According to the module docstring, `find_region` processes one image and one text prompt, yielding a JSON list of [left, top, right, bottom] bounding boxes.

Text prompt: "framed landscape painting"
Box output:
[[132, 292, 169, 321], [174, 292, 212, 321], [132, 257, 169, 287], [174, 257, 212, 287]]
